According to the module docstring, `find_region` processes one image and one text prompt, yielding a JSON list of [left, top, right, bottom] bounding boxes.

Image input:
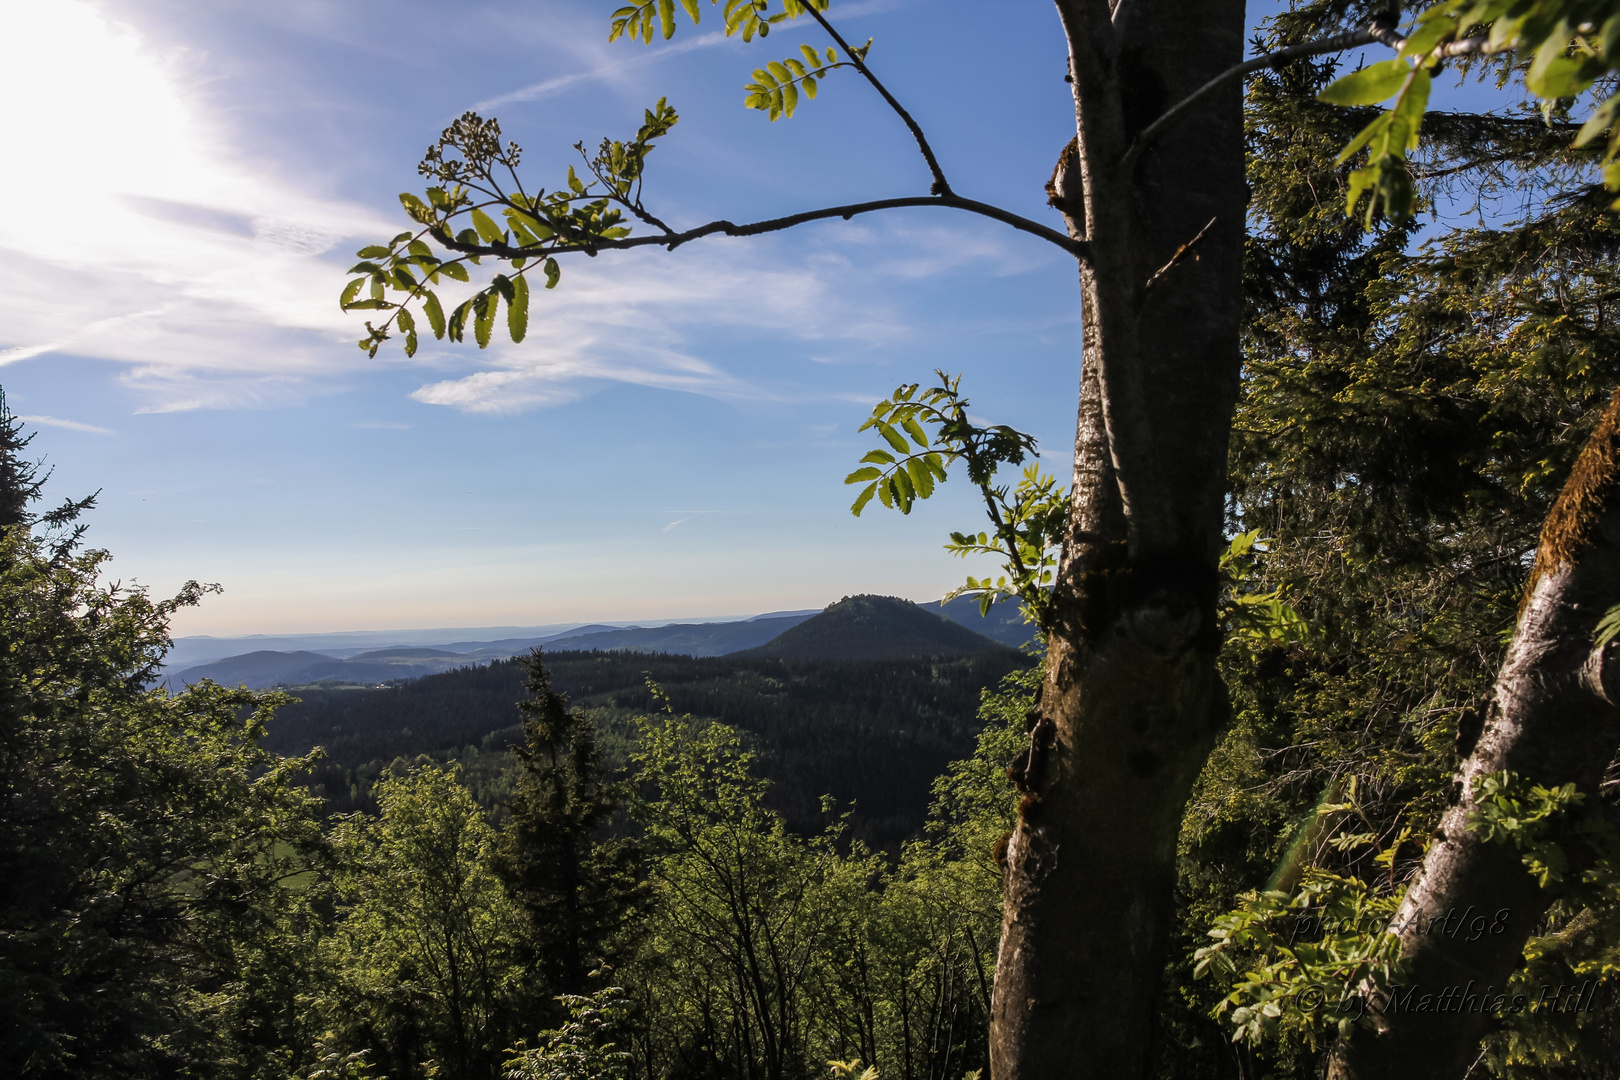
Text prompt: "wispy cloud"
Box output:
[[0, 1, 394, 410], [473, 31, 732, 110], [19, 415, 115, 436], [0, 1, 1041, 420]]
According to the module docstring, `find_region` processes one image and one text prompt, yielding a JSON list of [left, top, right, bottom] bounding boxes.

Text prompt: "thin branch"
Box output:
[[430, 194, 1090, 261], [1120, 27, 1379, 177], [1143, 215, 1216, 292], [799, 4, 953, 197], [1121, 21, 1509, 177]]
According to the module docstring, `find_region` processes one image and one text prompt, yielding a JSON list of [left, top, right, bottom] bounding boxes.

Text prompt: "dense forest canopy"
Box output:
[[14, 2, 1620, 1079], [273, 647, 1030, 848]]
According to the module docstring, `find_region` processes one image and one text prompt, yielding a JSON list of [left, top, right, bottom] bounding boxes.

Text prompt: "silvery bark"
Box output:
[[1329, 389, 1620, 1079]]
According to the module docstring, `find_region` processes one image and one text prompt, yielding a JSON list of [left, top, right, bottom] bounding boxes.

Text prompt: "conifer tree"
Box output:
[[495, 652, 641, 1007], [0, 388, 96, 553]]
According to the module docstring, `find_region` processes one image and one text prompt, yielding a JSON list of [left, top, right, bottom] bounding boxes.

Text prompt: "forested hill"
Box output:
[[271, 648, 1032, 848], [741, 594, 1008, 660]]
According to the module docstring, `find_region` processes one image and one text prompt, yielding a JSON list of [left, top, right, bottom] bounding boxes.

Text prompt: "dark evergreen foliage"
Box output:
[[0, 412, 329, 1080], [271, 647, 1031, 849], [495, 653, 641, 1010]]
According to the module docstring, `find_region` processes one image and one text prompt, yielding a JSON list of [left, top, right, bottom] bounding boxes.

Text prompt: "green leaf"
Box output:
[[1401, 13, 1458, 58], [509, 273, 530, 343], [474, 293, 496, 349], [679, 0, 700, 21], [878, 423, 910, 455], [844, 466, 883, 484], [907, 457, 935, 499], [470, 207, 506, 245], [340, 278, 365, 309], [1335, 113, 1392, 166], [861, 449, 895, 466], [657, 0, 675, 38], [891, 468, 916, 512], [422, 291, 446, 339], [850, 483, 877, 516], [356, 245, 392, 259], [1317, 59, 1411, 106], [398, 192, 432, 223], [1596, 603, 1620, 646], [1394, 68, 1432, 155], [900, 415, 930, 447], [544, 257, 561, 289], [397, 307, 417, 357], [448, 299, 472, 342], [440, 262, 471, 283], [1574, 92, 1620, 148]]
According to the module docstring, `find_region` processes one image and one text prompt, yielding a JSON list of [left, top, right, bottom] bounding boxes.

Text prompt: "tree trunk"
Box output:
[[990, 2, 1247, 1077], [1328, 389, 1620, 1080]]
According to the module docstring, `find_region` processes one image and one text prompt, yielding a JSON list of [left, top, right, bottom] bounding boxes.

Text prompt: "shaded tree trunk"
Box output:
[[990, 2, 1248, 1077], [1328, 389, 1620, 1079]]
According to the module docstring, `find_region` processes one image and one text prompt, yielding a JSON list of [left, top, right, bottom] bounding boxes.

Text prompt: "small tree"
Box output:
[[329, 763, 525, 1080], [496, 652, 641, 1011]]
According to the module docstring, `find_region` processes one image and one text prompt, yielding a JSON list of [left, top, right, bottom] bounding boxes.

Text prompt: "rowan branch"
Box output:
[[799, 4, 953, 196], [428, 194, 1090, 261], [1120, 21, 1506, 177]]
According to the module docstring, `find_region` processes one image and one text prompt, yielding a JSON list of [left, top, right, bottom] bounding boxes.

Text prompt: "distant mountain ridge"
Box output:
[[164, 596, 1033, 690], [740, 595, 1012, 661]]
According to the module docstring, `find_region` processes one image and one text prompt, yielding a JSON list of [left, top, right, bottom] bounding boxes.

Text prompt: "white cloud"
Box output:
[[18, 415, 115, 436], [0, 0, 393, 409], [400, 238, 910, 413], [0, 0, 1043, 418]]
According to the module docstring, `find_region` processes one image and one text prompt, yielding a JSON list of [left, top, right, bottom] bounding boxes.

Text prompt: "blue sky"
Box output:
[[0, 1, 1497, 636]]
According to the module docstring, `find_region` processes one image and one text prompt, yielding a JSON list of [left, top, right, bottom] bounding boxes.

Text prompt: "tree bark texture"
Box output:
[[1328, 389, 1620, 1080], [990, 2, 1248, 1078]]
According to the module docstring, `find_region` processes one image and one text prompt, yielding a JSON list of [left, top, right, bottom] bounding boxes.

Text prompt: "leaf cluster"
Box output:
[[1194, 869, 1405, 1049], [844, 372, 1062, 628], [343, 103, 682, 356], [611, 0, 829, 46], [1319, 0, 1620, 224]]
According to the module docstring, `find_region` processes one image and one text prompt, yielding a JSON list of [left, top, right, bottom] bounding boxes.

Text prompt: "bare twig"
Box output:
[[799, 5, 954, 196], [1143, 216, 1216, 292], [430, 193, 1090, 261]]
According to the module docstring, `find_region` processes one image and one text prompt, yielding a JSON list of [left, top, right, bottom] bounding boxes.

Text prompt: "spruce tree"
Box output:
[[495, 652, 640, 1010], [0, 388, 96, 552]]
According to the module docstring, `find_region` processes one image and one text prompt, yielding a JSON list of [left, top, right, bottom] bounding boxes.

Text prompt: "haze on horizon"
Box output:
[[0, 0, 1391, 637]]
